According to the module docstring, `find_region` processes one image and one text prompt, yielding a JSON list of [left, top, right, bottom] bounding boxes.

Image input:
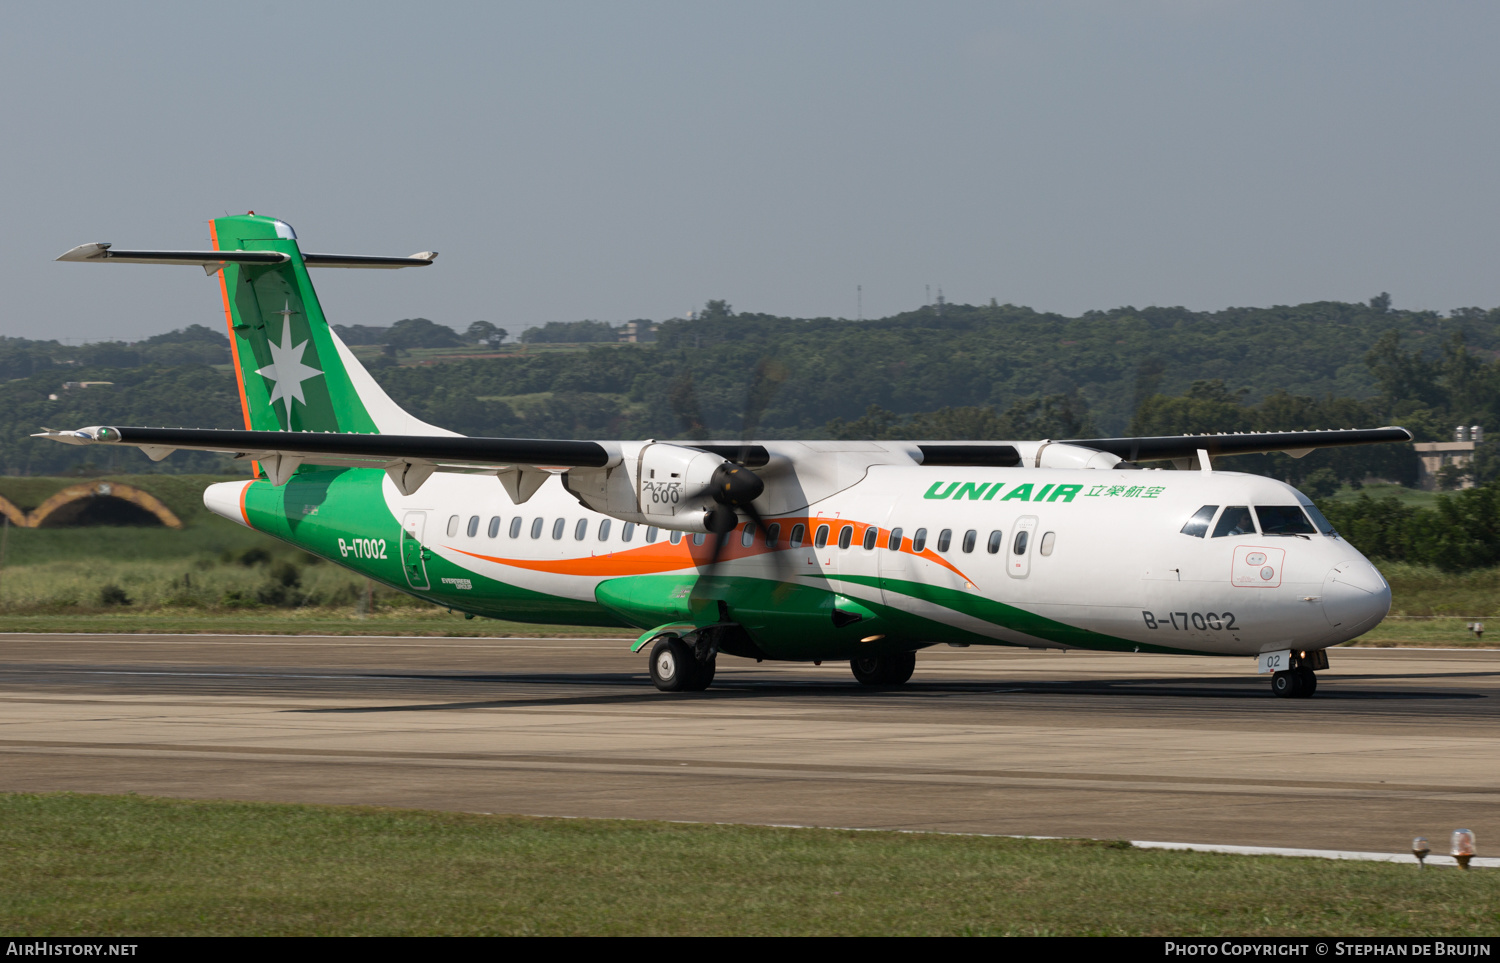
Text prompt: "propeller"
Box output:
[[672, 359, 790, 580]]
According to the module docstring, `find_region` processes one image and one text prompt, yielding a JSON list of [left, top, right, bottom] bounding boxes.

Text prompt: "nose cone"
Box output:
[[1322, 559, 1391, 638], [204, 480, 253, 527]]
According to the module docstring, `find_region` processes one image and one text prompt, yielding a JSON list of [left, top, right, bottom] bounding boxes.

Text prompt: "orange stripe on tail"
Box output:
[[211, 220, 258, 477]]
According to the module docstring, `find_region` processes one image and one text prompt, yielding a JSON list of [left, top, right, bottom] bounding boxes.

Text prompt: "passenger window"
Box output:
[[509, 517, 522, 538], [645, 526, 658, 543], [1255, 505, 1317, 536], [741, 523, 756, 547], [467, 515, 480, 538], [888, 527, 903, 551], [987, 530, 1003, 554], [598, 519, 612, 541], [622, 522, 636, 542], [837, 525, 853, 549], [961, 529, 977, 553], [488, 516, 501, 538], [863, 527, 878, 551], [574, 518, 588, 540], [790, 524, 805, 548], [1211, 506, 1256, 538], [913, 528, 928, 552], [669, 530, 683, 545], [937, 529, 952, 552], [447, 515, 460, 537], [530, 517, 544, 539], [692, 533, 705, 546], [1181, 505, 1218, 538], [1040, 532, 1055, 556], [552, 518, 566, 540], [1302, 503, 1337, 536], [1013, 530, 1029, 555], [766, 523, 781, 548], [814, 525, 830, 549]]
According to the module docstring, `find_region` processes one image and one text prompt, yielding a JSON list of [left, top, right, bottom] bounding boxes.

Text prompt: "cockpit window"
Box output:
[[1302, 503, 1337, 535], [1180, 505, 1219, 538], [1211, 506, 1256, 538], [1255, 505, 1317, 536]]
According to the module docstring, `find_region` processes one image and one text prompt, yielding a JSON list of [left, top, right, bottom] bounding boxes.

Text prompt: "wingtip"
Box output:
[[55, 242, 111, 262]]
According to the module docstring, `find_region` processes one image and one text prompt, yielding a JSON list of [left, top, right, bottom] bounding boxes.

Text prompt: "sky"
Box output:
[[3, 1, 1499, 342]]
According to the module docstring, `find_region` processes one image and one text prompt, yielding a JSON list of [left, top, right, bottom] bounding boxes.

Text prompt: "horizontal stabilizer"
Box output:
[[56, 243, 287, 267], [302, 252, 437, 269], [56, 243, 435, 270]]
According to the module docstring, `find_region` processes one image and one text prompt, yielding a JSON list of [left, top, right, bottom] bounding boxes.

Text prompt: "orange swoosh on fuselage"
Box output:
[[444, 517, 976, 584]]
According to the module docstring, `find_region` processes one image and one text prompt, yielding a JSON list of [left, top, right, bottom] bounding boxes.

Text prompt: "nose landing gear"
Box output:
[[850, 650, 916, 686], [1264, 648, 1327, 699], [1271, 666, 1318, 698]]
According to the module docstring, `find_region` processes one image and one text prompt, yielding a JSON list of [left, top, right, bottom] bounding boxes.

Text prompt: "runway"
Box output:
[[0, 633, 1496, 855]]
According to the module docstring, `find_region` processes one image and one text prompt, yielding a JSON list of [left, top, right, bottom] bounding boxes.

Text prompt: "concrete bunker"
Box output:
[[28, 482, 183, 529]]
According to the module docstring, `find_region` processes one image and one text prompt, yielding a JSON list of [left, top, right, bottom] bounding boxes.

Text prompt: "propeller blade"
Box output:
[[669, 372, 709, 443], [738, 357, 787, 460], [741, 501, 794, 581]]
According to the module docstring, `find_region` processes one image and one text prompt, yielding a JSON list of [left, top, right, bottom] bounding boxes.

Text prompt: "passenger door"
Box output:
[[400, 511, 431, 590], [1007, 515, 1038, 579]]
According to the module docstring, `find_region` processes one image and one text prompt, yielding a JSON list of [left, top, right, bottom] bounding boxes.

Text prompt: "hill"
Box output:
[[5, 297, 1499, 485]]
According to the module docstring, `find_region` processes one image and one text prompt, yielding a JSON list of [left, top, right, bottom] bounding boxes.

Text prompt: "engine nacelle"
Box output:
[[562, 441, 735, 532], [1013, 441, 1123, 470]]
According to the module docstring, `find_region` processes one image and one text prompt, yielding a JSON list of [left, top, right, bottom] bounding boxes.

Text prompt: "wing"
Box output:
[[1062, 427, 1413, 463], [34, 423, 1407, 478]]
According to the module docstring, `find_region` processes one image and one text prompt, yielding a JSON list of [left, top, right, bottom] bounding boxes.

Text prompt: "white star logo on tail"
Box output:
[[256, 306, 323, 430]]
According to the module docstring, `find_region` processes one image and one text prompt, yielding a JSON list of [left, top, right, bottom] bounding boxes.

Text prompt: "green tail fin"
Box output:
[[211, 214, 443, 437]]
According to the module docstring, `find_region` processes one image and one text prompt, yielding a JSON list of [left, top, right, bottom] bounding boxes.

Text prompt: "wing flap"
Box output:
[[1066, 427, 1413, 463]]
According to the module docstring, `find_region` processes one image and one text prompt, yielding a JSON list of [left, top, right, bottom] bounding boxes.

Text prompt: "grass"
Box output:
[[1378, 562, 1500, 616], [1346, 562, 1500, 647], [0, 613, 622, 637], [0, 512, 621, 637], [1327, 483, 1445, 509], [0, 793, 1494, 936]]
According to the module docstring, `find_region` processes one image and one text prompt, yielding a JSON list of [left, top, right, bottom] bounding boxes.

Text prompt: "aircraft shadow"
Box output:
[[292, 671, 1483, 714]]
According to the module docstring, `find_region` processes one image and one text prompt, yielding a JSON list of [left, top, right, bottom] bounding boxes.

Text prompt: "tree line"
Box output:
[[4, 295, 1500, 484]]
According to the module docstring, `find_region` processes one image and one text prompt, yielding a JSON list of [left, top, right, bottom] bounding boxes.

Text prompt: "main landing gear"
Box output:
[[850, 651, 916, 687], [648, 635, 716, 692]]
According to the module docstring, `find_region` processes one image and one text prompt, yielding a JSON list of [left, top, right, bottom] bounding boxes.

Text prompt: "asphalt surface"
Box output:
[[0, 633, 1495, 854]]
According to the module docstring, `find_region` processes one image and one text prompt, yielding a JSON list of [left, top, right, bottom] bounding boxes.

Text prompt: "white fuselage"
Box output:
[[206, 460, 1390, 658]]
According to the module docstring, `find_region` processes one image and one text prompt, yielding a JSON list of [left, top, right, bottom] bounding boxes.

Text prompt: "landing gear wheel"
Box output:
[[686, 657, 716, 692], [649, 637, 697, 692], [1271, 669, 1312, 699], [850, 651, 917, 686]]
